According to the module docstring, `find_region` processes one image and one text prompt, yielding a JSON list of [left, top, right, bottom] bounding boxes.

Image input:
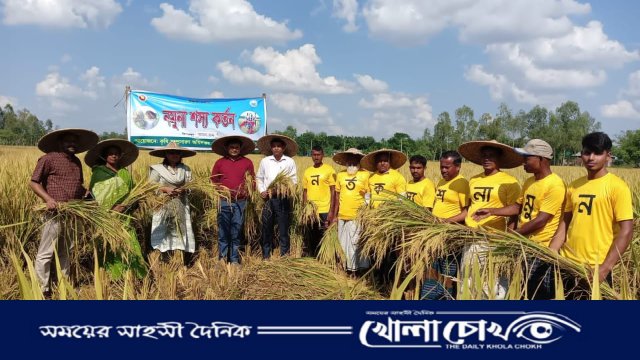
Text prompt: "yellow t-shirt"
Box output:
[[406, 178, 436, 208], [465, 171, 521, 230], [335, 170, 370, 220], [368, 169, 407, 208], [562, 173, 633, 265], [432, 174, 470, 220], [516, 173, 566, 246], [303, 163, 337, 213]]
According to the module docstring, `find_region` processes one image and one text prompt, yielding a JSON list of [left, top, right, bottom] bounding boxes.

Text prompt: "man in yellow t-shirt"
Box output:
[[361, 148, 408, 284], [473, 139, 565, 299], [302, 146, 336, 257], [331, 148, 370, 273], [550, 132, 633, 299], [422, 151, 470, 300], [406, 155, 435, 209], [360, 149, 407, 209], [458, 140, 522, 299]]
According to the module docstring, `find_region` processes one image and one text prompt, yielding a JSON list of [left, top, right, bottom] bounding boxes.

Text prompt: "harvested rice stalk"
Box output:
[[489, 230, 619, 299], [234, 257, 381, 300], [243, 174, 263, 242], [295, 200, 321, 228], [316, 223, 344, 270], [266, 172, 298, 200], [33, 201, 133, 256], [118, 180, 160, 213]]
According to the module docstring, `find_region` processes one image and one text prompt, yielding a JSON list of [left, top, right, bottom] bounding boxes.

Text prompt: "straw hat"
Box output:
[[211, 135, 254, 156], [37, 128, 99, 154], [332, 148, 365, 166], [458, 140, 522, 169], [256, 134, 298, 157], [149, 141, 196, 158], [360, 148, 407, 172], [84, 139, 139, 168]]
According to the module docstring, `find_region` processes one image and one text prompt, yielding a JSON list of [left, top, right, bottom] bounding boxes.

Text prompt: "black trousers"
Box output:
[[260, 197, 292, 259], [303, 213, 328, 257]]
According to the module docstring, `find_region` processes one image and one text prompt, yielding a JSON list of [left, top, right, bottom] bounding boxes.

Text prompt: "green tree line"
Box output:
[[0, 104, 126, 145], [276, 101, 638, 167], [1, 101, 639, 166]]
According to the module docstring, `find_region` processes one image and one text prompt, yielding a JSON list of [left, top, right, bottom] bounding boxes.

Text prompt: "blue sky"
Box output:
[[1, 0, 639, 140]]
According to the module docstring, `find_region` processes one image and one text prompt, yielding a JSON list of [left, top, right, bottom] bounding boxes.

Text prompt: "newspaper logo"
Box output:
[[359, 311, 581, 349]]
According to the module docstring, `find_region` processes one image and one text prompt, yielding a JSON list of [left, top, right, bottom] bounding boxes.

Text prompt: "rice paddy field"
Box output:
[[0, 145, 639, 300]]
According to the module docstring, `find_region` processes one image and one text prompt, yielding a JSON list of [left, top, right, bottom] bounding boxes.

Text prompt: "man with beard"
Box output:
[[30, 128, 99, 296]]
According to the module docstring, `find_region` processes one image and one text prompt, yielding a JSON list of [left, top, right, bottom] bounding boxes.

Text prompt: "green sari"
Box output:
[[90, 165, 147, 279]]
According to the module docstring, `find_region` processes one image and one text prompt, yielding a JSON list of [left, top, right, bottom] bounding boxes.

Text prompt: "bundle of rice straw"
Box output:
[[33, 201, 132, 254], [294, 199, 321, 228], [316, 223, 344, 270], [266, 172, 298, 200], [233, 257, 381, 300], [118, 180, 160, 213]]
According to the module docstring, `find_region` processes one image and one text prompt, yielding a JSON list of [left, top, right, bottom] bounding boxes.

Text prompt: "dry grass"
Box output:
[[1, 145, 638, 300]]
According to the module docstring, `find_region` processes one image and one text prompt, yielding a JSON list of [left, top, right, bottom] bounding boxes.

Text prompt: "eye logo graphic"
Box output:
[[505, 313, 581, 344], [358, 311, 581, 349]]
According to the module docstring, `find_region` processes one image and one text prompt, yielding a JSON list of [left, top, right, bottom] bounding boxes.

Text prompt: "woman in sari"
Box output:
[[86, 139, 146, 279], [148, 142, 196, 264]]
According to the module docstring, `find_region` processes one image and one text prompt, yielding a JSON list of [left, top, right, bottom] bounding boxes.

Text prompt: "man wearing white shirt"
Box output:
[[256, 134, 299, 259]]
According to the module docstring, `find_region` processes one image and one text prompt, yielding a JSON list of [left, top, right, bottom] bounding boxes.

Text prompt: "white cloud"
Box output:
[[208, 91, 225, 98], [332, 0, 358, 32], [151, 0, 302, 43], [36, 72, 87, 98], [465, 65, 539, 104], [623, 70, 640, 97], [354, 74, 388, 93], [601, 100, 640, 119], [0, 94, 17, 108], [217, 44, 354, 94], [361, 0, 590, 45], [110, 67, 160, 93], [601, 70, 640, 119], [453, 0, 590, 43], [359, 0, 639, 105], [35, 68, 105, 112], [358, 92, 433, 135], [518, 21, 638, 69], [2, 0, 122, 28], [81, 66, 106, 92], [271, 93, 329, 116], [60, 54, 72, 63], [468, 22, 638, 103]]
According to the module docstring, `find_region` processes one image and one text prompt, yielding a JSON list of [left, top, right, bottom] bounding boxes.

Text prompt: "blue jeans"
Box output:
[[217, 199, 246, 263], [261, 197, 292, 259]]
